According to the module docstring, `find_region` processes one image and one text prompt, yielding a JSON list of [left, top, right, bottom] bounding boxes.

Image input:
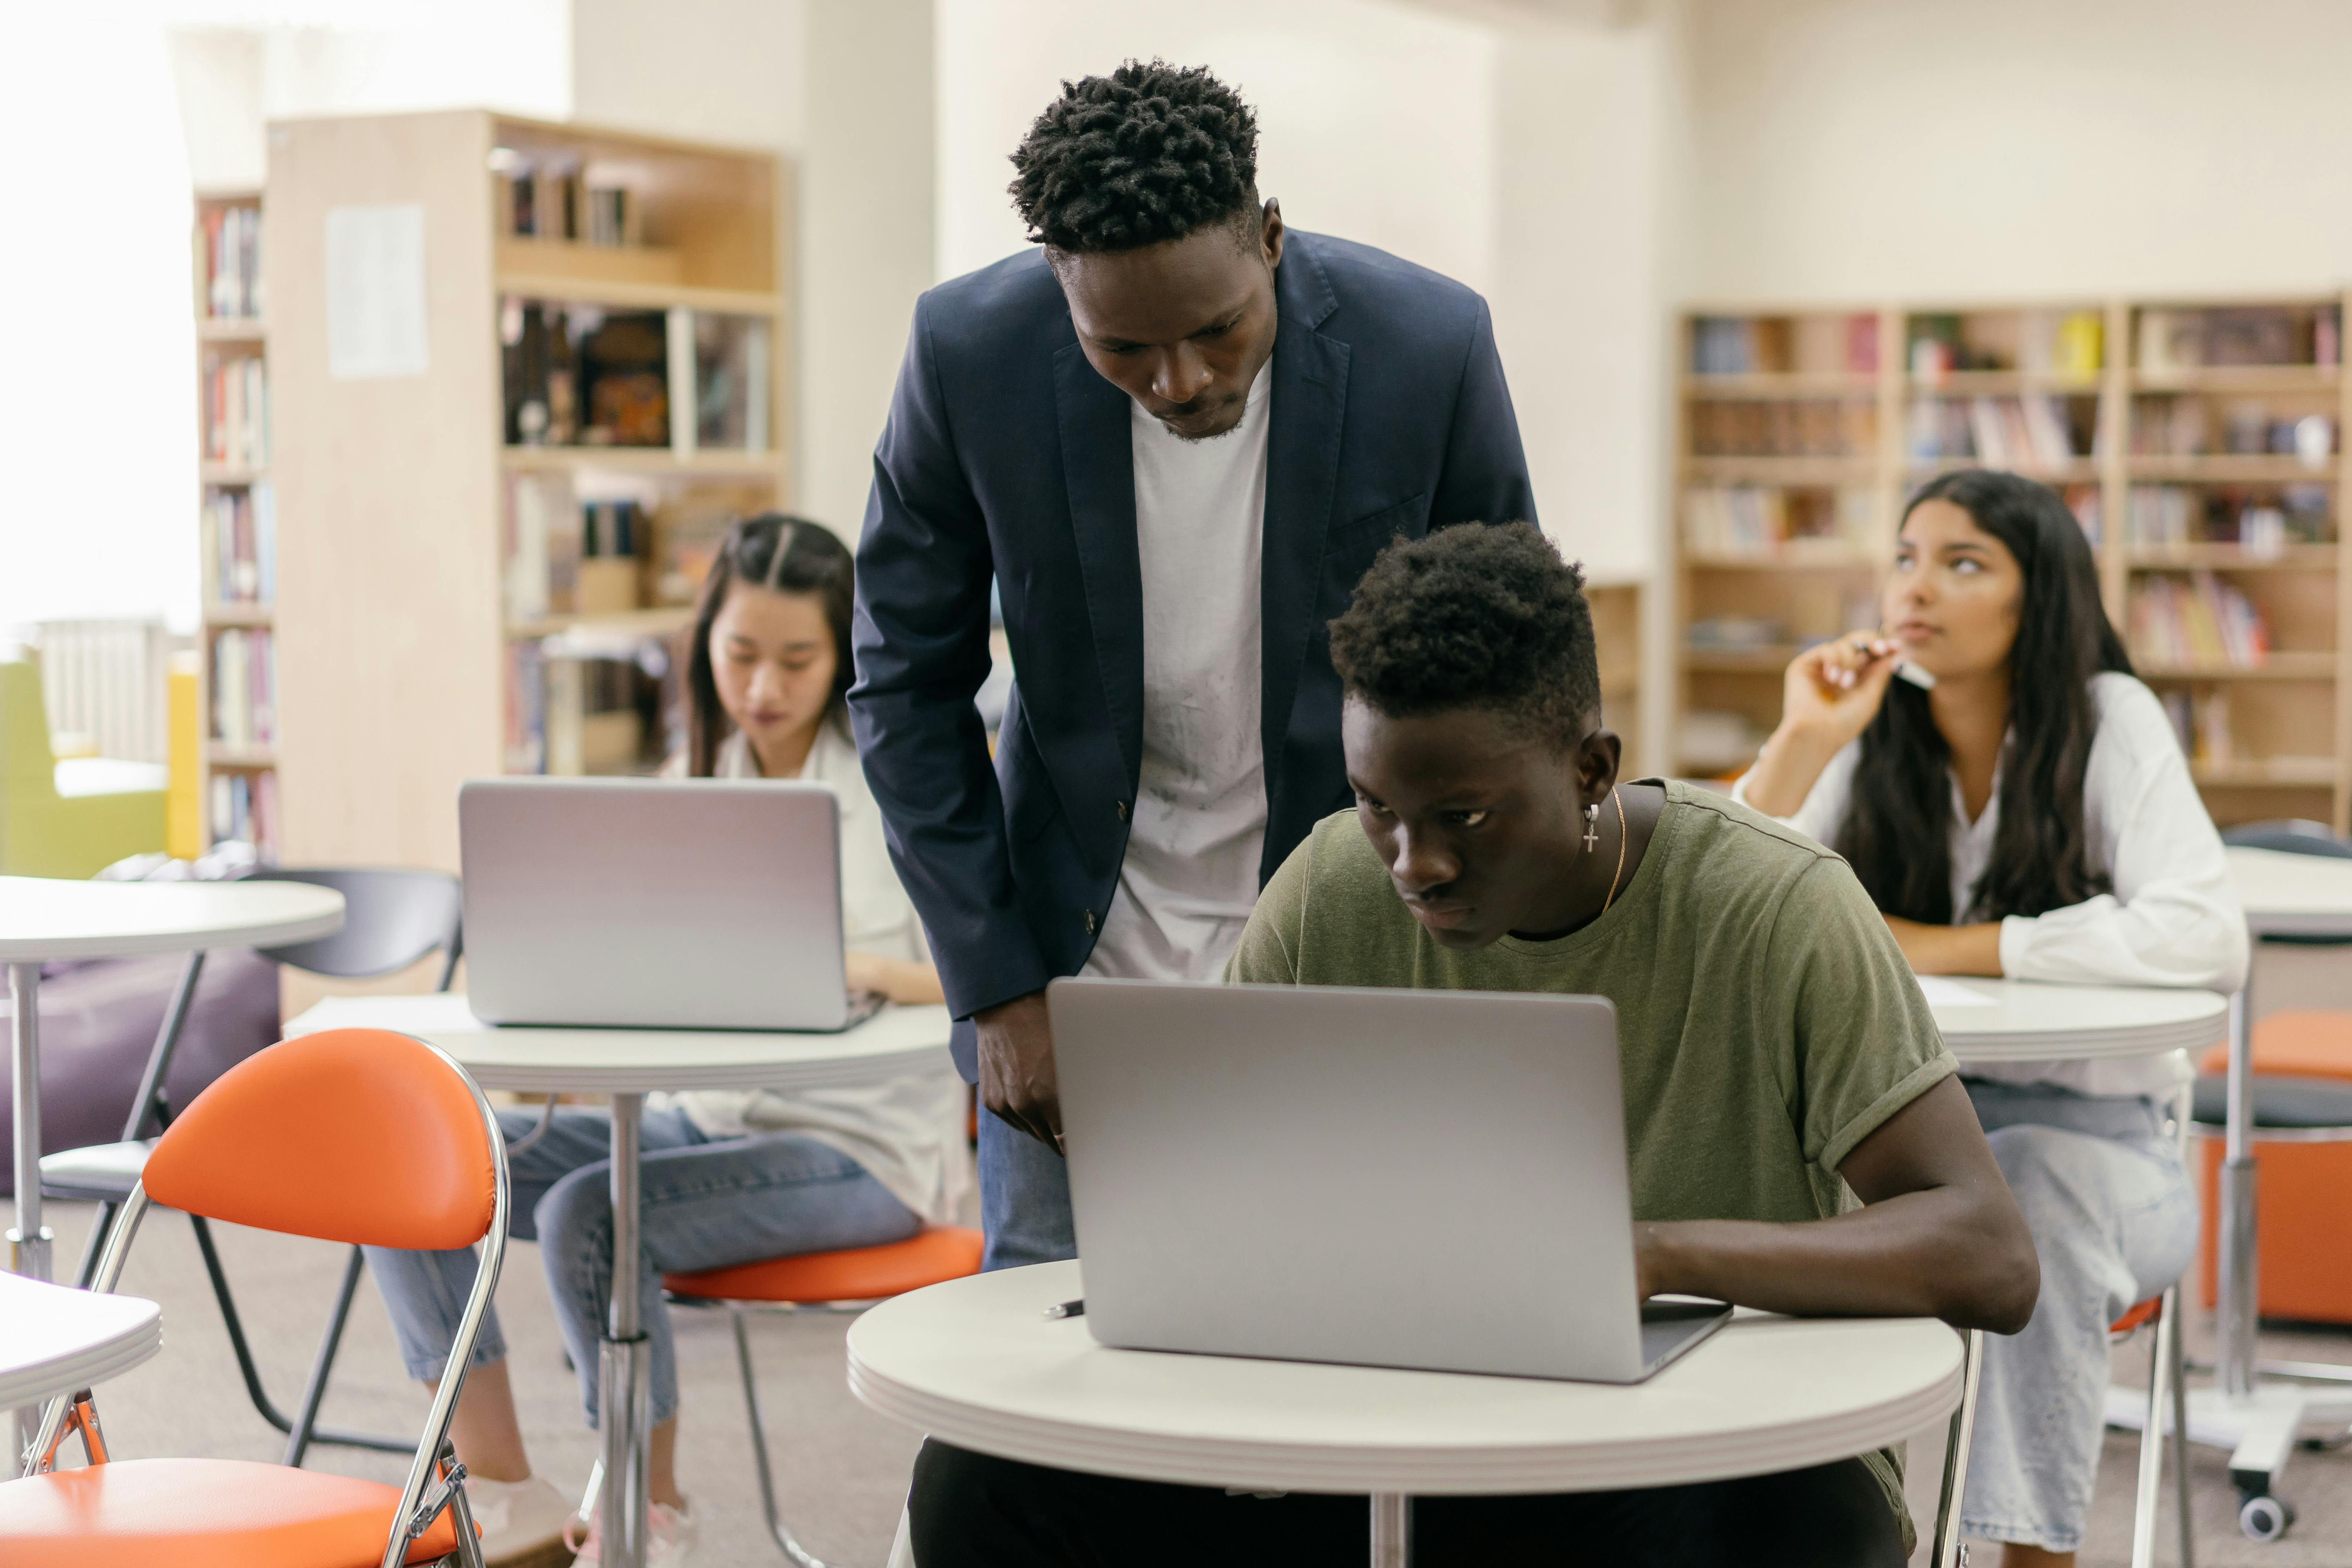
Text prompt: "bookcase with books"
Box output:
[[194, 188, 278, 855], [264, 111, 790, 871], [1674, 294, 2352, 833]]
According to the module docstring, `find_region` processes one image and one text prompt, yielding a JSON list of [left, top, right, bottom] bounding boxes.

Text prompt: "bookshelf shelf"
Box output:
[[495, 271, 781, 318], [199, 463, 265, 486], [202, 602, 274, 628], [507, 606, 697, 642], [499, 446, 781, 478], [267, 111, 793, 871], [2139, 654, 2337, 682], [198, 318, 267, 343], [206, 744, 278, 770], [1674, 292, 2352, 830], [2125, 545, 2338, 572], [2128, 456, 2338, 483]]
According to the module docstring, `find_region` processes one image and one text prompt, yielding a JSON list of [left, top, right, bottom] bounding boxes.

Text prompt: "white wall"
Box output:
[[571, 0, 803, 153], [936, 0, 1501, 291], [1684, 0, 2352, 303]]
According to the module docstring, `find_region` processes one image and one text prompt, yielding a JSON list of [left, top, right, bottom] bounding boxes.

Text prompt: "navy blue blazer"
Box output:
[[849, 231, 1535, 1077]]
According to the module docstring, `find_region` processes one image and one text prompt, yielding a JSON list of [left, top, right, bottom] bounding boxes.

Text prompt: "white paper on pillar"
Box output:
[[325, 203, 430, 380]]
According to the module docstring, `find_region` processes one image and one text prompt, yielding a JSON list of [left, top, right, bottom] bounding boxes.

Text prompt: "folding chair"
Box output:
[[0, 1025, 507, 1568], [40, 866, 462, 1465], [657, 1226, 985, 1567]]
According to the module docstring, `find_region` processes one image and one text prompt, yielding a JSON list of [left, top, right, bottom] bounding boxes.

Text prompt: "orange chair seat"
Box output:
[[2198, 1012, 2352, 1082], [0, 1457, 459, 1568], [665, 1225, 983, 1303], [2109, 1298, 2161, 1336]]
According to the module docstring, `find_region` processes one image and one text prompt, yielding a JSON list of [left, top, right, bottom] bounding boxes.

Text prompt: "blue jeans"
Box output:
[[365, 1105, 920, 1426], [978, 1110, 1076, 1271], [1960, 1080, 2199, 1553]]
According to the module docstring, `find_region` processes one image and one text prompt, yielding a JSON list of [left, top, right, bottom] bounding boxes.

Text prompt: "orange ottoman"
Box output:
[[2196, 1014, 2352, 1320]]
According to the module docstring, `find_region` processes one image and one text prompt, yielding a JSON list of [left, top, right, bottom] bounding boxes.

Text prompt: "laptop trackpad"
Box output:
[[1640, 1297, 1733, 1372]]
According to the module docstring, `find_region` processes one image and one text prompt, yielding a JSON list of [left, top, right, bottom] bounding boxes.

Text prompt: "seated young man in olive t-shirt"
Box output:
[[909, 522, 2039, 1568]]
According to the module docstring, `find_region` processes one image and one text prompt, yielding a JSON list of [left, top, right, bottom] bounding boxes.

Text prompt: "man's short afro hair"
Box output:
[[1329, 522, 1601, 748], [1008, 60, 1259, 254]]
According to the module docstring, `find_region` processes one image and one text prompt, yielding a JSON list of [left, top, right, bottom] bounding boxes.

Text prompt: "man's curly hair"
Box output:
[[1329, 522, 1601, 748], [1008, 60, 1260, 253]]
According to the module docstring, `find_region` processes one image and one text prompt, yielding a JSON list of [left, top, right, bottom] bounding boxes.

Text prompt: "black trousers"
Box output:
[[909, 1440, 1910, 1568]]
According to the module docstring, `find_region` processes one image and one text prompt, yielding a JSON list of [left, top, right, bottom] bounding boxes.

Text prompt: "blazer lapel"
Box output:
[[1259, 241, 1350, 820], [1053, 341, 1144, 784]]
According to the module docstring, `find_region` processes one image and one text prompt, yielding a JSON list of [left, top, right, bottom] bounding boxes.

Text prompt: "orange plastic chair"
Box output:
[[0, 1027, 510, 1568], [661, 1227, 984, 1566], [2193, 1024, 2352, 1322]]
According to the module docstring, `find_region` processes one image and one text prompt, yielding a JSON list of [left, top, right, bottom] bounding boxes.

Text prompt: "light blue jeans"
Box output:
[[1961, 1080, 2199, 1553], [364, 1105, 921, 1426], [977, 1110, 1076, 1272]]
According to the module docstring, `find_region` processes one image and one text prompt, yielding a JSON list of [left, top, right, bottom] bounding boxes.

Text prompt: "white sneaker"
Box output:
[[565, 1498, 698, 1566], [464, 1475, 576, 1565]]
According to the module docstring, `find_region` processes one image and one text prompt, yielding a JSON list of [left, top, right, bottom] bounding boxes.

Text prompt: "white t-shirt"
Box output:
[[1083, 361, 1274, 985], [1732, 672, 2249, 1098], [658, 719, 972, 1225]]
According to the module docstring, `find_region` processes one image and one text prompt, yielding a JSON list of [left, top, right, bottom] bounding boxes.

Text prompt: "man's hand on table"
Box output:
[[976, 990, 1063, 1153]]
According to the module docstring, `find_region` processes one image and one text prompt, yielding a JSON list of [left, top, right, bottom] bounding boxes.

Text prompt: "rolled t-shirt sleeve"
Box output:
[[1773, 857, 1959, 1173]]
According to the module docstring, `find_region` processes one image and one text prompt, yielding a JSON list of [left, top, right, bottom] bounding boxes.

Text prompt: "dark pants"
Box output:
[[910, 1441, 1909, 1568]]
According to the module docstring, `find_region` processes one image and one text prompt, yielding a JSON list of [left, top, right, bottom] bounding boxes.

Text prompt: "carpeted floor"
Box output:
[[35, 1197, 2352, 1566]]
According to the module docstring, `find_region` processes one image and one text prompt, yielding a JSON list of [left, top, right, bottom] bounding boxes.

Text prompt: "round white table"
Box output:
[[0, 876, 345, 1285], [0, 1268, 162, 1480], [283, 990, 955, 1568], [848, 1259, 1965, 1565], [1919, 976, 2228, 1065]]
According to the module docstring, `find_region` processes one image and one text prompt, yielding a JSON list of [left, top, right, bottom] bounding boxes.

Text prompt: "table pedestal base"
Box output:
[[599, 1333, 651, 1564], [1370, 1492, 1409, 1567], [2105, 1381, 2352, 1520]]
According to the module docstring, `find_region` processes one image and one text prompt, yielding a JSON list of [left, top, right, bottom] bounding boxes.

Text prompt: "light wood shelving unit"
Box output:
[[1673, 294, 2352, 833], [1586, 580, 1642, 771], [193, 188, 277, 853], [264, 110, 793, 873]]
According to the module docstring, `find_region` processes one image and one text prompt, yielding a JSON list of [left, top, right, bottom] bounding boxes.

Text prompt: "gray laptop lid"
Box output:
[[460, 776, 846, 1030], [1052, 978, 1665, 1383]]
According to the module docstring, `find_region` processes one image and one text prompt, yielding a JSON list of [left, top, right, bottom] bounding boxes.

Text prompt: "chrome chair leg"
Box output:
[[731, 1306, 841, 1568], [1932, 1328, 1984, 1568], [2131, 1290, 2177, 1566], [2170, 1285, 2195, 1568], [283, 1245, 369, 1465]]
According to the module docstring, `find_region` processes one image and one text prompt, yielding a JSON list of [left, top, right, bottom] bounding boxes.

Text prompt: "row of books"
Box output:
[[1688, 399, 1875, 458], [2124, 485, 2332, 550], [2139, 307, 2341, 373], [503, 640, 667, 776], [1908, 310, 2104, 380], [503, 302, 668, 449], [202, 205, 263, 320], [1906, 395, 2089, 468], [2129, 398, 2336, 462], [210, 628, 277, 746], [203, 483, 276, 604], [203, 353, 269, 468], [1691, 314, 1877, 377], [210, 770, 279, 858], [1683, 487, 1872, 558], [499, 163, 642, 247], [2127, 574, 2271, 668]]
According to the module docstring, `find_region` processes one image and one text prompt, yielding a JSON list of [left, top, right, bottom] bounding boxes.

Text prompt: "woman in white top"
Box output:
[[365, 515, 967, 1567], [1735, 469, 2247, 1568]]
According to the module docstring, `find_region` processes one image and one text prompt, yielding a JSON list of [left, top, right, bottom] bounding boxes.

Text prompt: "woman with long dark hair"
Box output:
[[365, 516, 961, 1566], [1737, 470, 2247, 1567]]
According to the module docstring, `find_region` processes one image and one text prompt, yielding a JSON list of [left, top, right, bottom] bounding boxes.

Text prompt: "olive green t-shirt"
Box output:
[[1224, 780, 1957, 1539]]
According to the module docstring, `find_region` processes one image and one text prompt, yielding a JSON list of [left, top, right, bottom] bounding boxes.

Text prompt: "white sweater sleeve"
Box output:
[[1996, 677, 2249, 992], [1728, 741, 1860, 850]]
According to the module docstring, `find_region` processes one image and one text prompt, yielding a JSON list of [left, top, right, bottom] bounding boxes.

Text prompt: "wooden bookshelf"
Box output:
[[193, 188, 277, 856], [1673, 293, 2352, 834], [264, 111, 793, 872], [1586, 580, 1642, 771]]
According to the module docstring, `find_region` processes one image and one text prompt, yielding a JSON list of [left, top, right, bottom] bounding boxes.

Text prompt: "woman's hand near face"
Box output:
[[1739, 633, 1904, 816]]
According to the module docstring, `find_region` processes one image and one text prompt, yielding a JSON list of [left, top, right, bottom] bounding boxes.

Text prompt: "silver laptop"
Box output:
[[460, 776, 878, 1031], [1050, 978, 1731, 1383]]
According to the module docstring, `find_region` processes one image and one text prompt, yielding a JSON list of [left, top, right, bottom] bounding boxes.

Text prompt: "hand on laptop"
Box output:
[[976, 990, 1063, 1151]]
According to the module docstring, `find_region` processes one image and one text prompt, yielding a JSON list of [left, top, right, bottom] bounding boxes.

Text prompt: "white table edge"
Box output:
[[0, 890, 346, 962], [0, 1310, 163, 1410]]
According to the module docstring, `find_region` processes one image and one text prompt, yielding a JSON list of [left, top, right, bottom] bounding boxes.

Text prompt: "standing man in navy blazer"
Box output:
[[850, 60, 1535, 1268]]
